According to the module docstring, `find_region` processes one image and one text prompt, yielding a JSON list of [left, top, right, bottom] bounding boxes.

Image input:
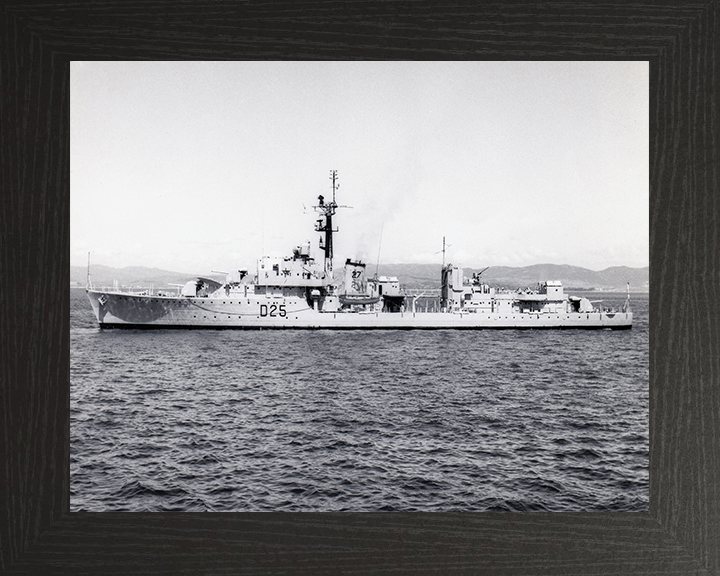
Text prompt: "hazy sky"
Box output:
[[71, 61, 648, 274]]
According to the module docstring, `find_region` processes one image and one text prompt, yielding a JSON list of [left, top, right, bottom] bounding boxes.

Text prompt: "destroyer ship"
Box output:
[[86, 172, 632, 330]]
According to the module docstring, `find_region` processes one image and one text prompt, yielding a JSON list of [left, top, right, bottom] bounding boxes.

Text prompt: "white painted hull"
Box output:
[[87, 290, 633, 329]]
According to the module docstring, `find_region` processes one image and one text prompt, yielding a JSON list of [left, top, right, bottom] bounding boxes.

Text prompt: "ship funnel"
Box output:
[[344, 259, 368, 296]]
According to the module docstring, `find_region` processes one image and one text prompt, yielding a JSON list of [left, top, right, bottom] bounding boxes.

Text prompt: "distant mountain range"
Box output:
[[73, 265, 199, 290], [73, 263, 649, 292], [374, 263, 649, 291]]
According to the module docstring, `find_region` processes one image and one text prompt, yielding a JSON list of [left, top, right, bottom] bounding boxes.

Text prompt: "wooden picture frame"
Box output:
[[2, 2, 717, 573]]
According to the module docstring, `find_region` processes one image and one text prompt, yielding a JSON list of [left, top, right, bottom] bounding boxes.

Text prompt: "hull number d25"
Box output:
[[260, 303, 287, 317]]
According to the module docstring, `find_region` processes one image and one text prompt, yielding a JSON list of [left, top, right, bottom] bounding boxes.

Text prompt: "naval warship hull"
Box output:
[[87, 290, 633, 330]]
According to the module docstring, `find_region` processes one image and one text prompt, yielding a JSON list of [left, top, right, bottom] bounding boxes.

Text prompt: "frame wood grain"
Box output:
[[1, 2, 718, 574]]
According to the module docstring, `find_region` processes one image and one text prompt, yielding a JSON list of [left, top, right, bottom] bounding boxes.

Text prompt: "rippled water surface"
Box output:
[[71, 289, 649, 511]]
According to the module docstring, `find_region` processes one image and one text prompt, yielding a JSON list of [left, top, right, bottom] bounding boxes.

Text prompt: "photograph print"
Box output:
[[70, 61, 648, 512]]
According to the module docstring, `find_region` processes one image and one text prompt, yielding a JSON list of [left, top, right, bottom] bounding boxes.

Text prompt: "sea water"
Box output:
[[70, 288, 649, 511]]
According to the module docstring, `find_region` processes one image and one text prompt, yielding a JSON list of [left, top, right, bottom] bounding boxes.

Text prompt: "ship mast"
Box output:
[[315, 170, 340, 275], [440, 236, 452, 268]]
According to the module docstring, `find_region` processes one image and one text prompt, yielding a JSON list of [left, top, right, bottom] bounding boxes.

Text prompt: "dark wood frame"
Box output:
[[2, 2, 718, 574]]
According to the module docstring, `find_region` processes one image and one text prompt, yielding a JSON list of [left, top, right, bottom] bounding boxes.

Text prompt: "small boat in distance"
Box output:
[[86, 171, 632, 329]]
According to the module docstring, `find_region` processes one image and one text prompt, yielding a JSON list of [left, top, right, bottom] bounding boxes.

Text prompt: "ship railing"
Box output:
[[401, 289, 443, 313], [403, 288, 441, 296], [90, 285, 182, 296]]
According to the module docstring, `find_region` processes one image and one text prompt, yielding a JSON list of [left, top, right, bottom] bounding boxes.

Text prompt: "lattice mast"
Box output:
[[315, 170, 340, 274]]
